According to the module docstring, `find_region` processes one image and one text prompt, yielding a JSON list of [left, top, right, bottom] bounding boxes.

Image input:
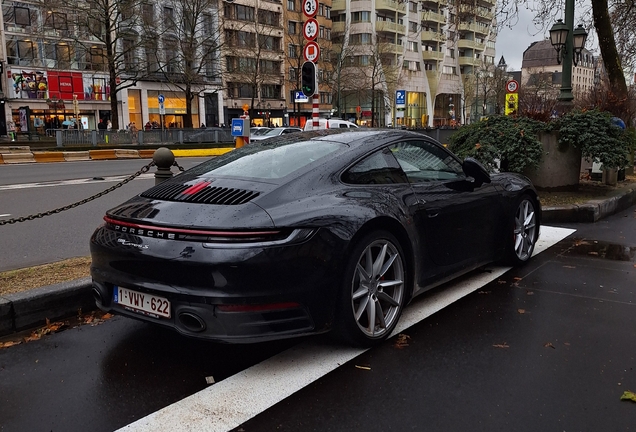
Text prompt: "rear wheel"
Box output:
[[507, 195, 539, 265], [336, 231, 407, 347]]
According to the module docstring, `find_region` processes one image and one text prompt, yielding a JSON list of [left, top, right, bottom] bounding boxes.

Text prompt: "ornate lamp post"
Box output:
[[549, 3, 588, 103]]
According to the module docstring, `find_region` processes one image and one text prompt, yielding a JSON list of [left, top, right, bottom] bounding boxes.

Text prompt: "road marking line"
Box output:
[[0, 214, 11, 217], [118, 226, 575, 432], [0, 174, 154, 191]]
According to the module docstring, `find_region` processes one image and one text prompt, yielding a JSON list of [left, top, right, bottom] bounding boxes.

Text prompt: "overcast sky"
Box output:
[[494, 2, 599, 71], [495, 7, 547, 71]]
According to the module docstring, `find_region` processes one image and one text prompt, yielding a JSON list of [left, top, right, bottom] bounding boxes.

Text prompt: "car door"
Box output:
[[388, 140, 502, 276]]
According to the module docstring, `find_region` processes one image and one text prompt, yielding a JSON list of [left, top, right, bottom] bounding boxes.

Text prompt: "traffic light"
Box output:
[[301, 61, 317, 97]]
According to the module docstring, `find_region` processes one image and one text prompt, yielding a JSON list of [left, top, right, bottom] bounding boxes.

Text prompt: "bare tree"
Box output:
[[156, 0, 224, 128], [40, 0, 153, 129], [223, 2, 284, 122]]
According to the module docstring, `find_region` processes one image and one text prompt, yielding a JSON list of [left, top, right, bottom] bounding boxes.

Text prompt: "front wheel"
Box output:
[[336, 231, 407, 347], [506, 195, 539, 265]]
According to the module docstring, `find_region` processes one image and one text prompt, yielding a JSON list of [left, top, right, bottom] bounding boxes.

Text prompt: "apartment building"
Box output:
[[1, 0, 223, 136], [221, 0, 287, 127], [331, 0, 497, 127]]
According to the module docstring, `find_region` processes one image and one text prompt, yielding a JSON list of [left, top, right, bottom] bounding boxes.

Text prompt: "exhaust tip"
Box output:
[[92, 287, 104, 304], [178, 312, 206, 332]]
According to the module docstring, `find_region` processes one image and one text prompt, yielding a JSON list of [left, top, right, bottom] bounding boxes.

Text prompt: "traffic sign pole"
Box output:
[[303, 0, 319, 129]]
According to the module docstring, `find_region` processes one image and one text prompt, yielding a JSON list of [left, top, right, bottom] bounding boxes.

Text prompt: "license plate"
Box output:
[[114, 286, 171, 319]]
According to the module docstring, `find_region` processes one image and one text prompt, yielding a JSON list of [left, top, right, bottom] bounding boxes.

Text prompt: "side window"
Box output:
[[339, 123, 348, 128], [390, 140, 464, 183], [342, 147, 409, 184]]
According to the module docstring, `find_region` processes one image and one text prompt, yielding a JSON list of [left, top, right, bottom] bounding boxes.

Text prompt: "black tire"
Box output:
[[506, 194, 539, 265], [336, 230, 407, 347]]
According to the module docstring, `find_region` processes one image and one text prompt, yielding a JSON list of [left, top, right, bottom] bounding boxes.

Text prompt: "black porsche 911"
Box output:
[[90, 129, 540, 346]]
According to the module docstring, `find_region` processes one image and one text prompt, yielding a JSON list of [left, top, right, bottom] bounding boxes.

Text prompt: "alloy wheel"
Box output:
[[350, 239, 405, 338], [513, 198, 537, 261]]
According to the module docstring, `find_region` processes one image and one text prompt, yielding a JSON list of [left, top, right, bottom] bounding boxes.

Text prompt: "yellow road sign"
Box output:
[[504, 93, 518, 116]]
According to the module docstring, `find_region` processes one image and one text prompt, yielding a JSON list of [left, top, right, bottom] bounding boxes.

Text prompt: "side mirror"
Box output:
[[462, 157, 491, 185]]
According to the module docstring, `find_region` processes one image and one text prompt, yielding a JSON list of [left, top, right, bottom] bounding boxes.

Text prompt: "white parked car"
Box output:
[[250, 127, 303, 142], [304, 119, 359, 131]]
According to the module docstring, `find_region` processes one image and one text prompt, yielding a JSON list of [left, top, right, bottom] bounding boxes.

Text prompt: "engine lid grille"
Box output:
[[141, 181, 260, 205]]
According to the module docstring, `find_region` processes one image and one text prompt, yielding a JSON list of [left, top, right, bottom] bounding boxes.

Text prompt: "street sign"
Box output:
[[303, 41, 320, 62], [303, 0, 317, 18], [294, 90, 309, 103], [396, 90, 406, 108], [231, 118, 245, 137], [158, 94, 165, 103], [159, 102, 165, 115], [303, 19, 318, 41], [504, 93, 519, 115], [506, 80, 519, 93]]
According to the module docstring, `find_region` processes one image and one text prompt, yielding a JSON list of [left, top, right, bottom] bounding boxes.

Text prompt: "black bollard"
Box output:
[[153, 147, 175, 185]]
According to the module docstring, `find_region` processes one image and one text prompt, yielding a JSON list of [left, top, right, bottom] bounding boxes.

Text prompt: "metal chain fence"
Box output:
[[0, 160, 157, 225]]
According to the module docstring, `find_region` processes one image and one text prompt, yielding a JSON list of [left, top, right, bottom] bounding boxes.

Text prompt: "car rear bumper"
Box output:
[[89, 226, 345, 343]]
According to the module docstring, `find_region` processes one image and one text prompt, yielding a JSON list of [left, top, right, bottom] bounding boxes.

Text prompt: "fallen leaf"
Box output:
[[393, 333, 411, 349], [517, 309, 526, 314], [497, 280, 507, 284], [564, 342, 571, 346], [526, 291, 534, 295], [205, 376, 215, 385], [544, 342, 556, 349], [513, 277, 522, 281], [492, 343, 509, 348], [588, 251, 599, 256], [620, 391, 636, 403], [355, 365, 371, 370], [0, 341, 21, 349]]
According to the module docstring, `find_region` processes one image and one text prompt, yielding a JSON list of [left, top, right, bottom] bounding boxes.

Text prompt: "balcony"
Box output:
[[332, 22, 345, 34], [458, 56, 481, 67], [457, 39, 486, 51], [420, 11, 446, 24], [376, 0, 406, 13], [332, 0, 345, 11], [420, 30, 444, 42], [421, 51, 444, 61], [376, 21, 406, 35], [379, 42, 403, 55]]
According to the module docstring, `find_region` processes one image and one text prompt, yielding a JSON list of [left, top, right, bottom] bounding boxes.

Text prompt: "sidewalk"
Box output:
[[0, 144, 234, 164], [2, 147, 636, 338]]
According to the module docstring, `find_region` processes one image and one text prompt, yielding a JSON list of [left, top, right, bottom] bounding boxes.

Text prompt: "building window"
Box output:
[[289, 67, 298, 81], [351, 12, 371, 22], [142, 3, 154, 26], [288, 21, 297, 34], [44, 12, 68, 30], [288, 44, 298, 58], [258, 10, 280, 26], [408, 41, 418, 52], [13, 6, 32, 26], [261, 84, 281, 99], [287, 0, 295, 10]]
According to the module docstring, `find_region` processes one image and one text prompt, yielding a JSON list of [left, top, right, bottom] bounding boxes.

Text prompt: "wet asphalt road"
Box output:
[[1, 207, 635, 432]]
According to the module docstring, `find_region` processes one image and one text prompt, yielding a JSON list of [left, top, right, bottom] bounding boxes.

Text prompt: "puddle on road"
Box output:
[[563, 238, 636, 261]]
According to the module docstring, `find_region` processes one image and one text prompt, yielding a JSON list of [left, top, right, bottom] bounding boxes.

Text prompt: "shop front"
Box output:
[[6, 68, 110, 135], [144, 90, 199, 129]]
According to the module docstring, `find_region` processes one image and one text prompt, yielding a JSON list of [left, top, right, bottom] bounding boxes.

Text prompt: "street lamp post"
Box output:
[[549, 0, 588, 103]]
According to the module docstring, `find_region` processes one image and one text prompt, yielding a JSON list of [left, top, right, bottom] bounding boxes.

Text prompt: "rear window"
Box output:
[[193, 140, 343, 180]]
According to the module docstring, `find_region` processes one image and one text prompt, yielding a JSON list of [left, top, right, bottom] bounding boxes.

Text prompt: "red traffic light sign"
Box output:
[[303, 41, 320, 62], [303, 18, 319, 41]]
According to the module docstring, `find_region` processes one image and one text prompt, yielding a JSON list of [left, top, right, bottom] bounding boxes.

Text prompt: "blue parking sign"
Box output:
[[231, 118, 244, 137], [396, 90, 406, 107]]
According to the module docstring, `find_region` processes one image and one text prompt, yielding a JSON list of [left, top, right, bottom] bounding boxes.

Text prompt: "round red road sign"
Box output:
[[303, 18, 319, 41], [303, 41, 320, 62]]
